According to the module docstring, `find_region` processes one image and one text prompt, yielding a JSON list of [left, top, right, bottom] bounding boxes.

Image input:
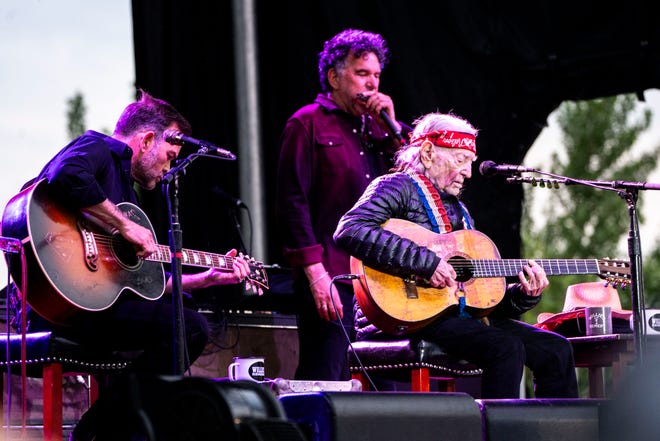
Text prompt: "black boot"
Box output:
[[69, 399, 101, 441]]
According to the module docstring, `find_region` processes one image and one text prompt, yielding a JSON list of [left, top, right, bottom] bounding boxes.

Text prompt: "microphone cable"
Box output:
[[327, 274, 379, 392]]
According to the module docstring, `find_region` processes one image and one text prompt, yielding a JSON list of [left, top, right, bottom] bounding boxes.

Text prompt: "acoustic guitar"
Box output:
[[1, 179, 268, 325], [349, 218, 631, 335]]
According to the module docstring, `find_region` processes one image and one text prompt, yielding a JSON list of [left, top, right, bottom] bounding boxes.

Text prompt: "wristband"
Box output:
[[309, 271, 329, 288]]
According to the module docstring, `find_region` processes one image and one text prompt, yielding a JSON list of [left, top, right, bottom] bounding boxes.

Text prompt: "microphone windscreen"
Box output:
[[479, 160, 497, 176]]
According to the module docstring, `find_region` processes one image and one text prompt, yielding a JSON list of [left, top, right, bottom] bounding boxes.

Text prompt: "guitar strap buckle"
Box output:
[[456, 282, 471, 318]]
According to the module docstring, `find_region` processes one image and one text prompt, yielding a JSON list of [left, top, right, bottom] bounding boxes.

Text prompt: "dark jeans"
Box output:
[[28, 296, 210, 440], [293, 278, 355, 381], [418, 315, 578, 398], [28, 295, 210, 375]]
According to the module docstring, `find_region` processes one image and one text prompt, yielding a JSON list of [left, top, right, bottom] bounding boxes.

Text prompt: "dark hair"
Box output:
[[114, 89, 192, 138], [318, 29, 390, 93]]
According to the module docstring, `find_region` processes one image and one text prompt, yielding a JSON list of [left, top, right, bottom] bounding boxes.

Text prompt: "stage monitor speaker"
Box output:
[[279, 391, 482, 441], [93, 376, 306, 441], [478, 399, 604, 441]]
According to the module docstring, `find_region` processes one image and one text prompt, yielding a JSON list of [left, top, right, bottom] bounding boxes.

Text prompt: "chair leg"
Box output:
[[89, 375, 99, 404], [411, 367, 430, 392], [437, 377, 457, 392], [351, 372, 369, 391], [42, 363, 63, 441], [0, 373, 4, 432]]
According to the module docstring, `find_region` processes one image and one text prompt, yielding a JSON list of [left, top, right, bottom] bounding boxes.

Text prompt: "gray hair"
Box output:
[[393, 112, 478, 173]]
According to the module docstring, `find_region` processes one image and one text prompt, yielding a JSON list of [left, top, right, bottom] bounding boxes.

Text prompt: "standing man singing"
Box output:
[[276, 29, 410, 380]]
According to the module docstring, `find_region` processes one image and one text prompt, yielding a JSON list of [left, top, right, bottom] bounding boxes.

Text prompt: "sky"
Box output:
[[1, 0, 135, 283], [524, 90, 660, 258], [1, 0, 659, 286]]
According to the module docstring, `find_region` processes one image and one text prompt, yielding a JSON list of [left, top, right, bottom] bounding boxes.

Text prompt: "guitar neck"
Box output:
[[148, 245, 235, 271], [465, 259, 602, 278]]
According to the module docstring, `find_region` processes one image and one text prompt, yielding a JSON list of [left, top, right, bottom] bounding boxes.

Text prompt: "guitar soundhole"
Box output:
[[448, 256, 473, 282], [110, 235, 142, 270]]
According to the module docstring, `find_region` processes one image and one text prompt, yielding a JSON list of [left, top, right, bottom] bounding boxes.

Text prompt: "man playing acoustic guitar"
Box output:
[[8, 90, 253, 440], [334, 112, 578, 398]]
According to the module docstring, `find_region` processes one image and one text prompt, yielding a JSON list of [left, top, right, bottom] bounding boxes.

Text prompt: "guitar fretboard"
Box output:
[[457, 259, 602, 278], [147, 245, 235, 271]]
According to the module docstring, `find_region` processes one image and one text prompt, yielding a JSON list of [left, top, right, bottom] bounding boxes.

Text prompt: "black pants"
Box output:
[[28, 296, 210, 440], [418, 315, 578, 398], [28, 295, 210, 375], [293, 278, 355, 381]]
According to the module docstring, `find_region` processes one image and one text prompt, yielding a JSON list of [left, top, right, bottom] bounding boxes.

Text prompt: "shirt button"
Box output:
[[359, 151, 364, 156], [352, 129, 357, 133], [365, 174, 371, 179]]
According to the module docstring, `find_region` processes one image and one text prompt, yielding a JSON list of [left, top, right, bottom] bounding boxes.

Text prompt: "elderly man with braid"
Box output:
[[334, 112, 578, 398]]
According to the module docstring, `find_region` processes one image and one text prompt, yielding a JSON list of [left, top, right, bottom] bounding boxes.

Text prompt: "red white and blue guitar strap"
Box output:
[[406, 171, 474, 317], [405, 171, 473, 233]]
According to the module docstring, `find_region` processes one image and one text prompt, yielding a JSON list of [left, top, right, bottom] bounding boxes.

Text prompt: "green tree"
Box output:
[[521, 94, 660, 321], [66, 91, 86, 139]]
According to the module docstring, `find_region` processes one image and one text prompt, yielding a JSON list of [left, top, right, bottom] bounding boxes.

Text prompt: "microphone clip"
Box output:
[[164, 129, 237, 161]]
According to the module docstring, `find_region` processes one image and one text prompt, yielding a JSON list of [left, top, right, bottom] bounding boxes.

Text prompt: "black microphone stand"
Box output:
[[162, 147, 236, 375], [507, 171, 660, 367], [162, 157, 192, 376], [229, 207, 249, 255]]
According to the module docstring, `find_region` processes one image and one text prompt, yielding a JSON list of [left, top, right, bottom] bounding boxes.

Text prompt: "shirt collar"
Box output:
[[315, 93, 343, 112], [84, 130, 133, 160]]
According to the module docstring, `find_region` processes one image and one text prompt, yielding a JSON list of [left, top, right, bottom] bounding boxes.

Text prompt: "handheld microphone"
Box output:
[[164, 129, 236, 160], [479, 160, 532, 177], [356, 93, 405, 144]]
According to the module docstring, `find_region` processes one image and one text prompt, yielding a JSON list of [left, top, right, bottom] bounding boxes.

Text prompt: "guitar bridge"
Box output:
[[403, 275, 418, 299], [78, 220, 99, 271]]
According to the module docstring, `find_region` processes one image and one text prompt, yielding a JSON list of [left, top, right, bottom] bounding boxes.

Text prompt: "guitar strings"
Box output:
[[89, 233, 269, 290], [89, 233, 237, 268]]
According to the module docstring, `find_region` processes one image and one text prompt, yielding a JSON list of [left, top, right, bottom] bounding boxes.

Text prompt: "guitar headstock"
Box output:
[[597, 258, 631, 287], [245, 256, 269, 291]]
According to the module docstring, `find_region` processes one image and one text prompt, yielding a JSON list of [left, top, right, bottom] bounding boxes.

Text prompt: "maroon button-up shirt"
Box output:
[[276, 93, 407, 280]]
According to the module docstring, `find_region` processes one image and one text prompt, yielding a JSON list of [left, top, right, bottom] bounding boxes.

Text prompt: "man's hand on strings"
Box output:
[[429, 259, 457, 289], [519, 260, 549, 297]]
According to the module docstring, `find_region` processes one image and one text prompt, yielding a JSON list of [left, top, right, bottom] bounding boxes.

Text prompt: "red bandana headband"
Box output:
[[409, 130, 476, 154]]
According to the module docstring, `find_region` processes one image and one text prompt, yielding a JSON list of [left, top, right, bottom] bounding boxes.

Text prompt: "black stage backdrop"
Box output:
[[130, 0, 660, 300]]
